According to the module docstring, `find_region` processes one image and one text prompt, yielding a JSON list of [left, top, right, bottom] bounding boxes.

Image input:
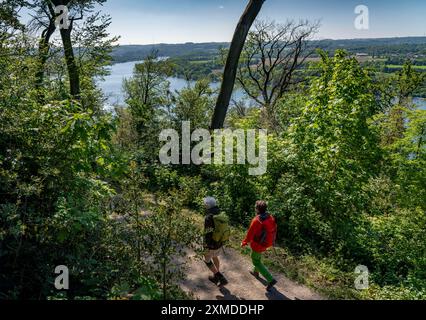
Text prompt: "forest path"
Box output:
[[180, 247, 324, 300], [123, 196, 324, 301]]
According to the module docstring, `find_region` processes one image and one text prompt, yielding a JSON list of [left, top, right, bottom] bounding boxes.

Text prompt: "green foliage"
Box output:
[[169, 56, 221, 81], [194, 50, 425, 298], [171, 79, 215, 129], [123, 52, 173, 162], [139, 191, 200, 299], [394, 61, 426, 104], [2, 6, 425, 300], [178, 175, 206, 209], [206, 164, 261, 225], [271, 51, 382, 253], [0, 97, 118, 298], [387, 109, 426, 209]]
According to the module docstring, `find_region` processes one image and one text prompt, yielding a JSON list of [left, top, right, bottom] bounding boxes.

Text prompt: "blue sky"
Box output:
[[98, 0, 426, 44]]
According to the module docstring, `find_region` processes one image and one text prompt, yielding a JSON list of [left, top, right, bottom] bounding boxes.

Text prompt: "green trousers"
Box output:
[[251, 250, 274, 283]]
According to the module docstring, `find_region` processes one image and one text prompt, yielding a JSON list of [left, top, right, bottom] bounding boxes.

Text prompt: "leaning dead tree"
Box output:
[[236, 19, 319, 129], [210, 0, 265, 129]]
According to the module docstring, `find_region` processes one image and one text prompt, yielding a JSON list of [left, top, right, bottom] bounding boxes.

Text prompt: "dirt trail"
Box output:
[[111, 199, 324, 301], [180, 247, 324, 300]]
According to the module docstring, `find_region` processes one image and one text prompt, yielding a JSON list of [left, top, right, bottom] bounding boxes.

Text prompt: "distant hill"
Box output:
[[311, 37, 426, 56], [111, 37, 426, 63], [111, 42, 228, 63]]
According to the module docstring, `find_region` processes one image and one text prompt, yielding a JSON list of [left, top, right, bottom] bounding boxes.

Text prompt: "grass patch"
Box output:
[[386, 64, 426, 70], [190, 60, 213, 65]]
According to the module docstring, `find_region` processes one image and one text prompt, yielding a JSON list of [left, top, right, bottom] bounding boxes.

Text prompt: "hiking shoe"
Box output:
[[208, 274, 219, 285], [250, 270, 260, 278], [217, 273, 229, 287], [266, 279, 278, 291]]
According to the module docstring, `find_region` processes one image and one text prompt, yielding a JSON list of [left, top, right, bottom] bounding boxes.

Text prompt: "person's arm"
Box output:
[[242, 218, 259, 246], [204, 215, 214, 247]]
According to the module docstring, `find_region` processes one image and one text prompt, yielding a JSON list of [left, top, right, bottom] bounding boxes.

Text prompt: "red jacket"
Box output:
[[242, 214, 276, 253]]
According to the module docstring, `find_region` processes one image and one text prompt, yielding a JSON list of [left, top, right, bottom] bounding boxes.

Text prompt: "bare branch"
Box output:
[[238, 18, 320, 127]]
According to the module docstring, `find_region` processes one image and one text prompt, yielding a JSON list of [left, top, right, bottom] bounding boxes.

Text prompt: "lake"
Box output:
[[99, 61, 246, 108], [99, 61, 426, 111], [99, 61, 190, 107], [413, 97, 426, 110]]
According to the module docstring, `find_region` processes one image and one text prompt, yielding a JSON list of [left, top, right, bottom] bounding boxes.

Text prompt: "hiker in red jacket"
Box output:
[[242, 200, 278, 291]]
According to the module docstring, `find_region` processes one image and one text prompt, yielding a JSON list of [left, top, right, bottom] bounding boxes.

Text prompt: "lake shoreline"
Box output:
[[100, 60, 426, 110]]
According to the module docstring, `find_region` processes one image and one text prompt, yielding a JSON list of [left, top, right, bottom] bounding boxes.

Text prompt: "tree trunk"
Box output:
[[210, 0, 265, 129], [59, 21, 80, 99], [35, 20, 56, 102], [416, 125, 425, 158]]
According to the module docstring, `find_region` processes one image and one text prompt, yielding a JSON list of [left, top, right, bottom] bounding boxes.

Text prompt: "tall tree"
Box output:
[[29, 1, 57, 100], [50, 0, 81, 98], [380, 61, 426, 146], [210, 0, 265, 129], [123, 51, 174, 159], [48, 0, 106, 99], [29, 0, 116, 105]]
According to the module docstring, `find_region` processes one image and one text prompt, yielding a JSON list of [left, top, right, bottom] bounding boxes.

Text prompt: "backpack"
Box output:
[[212, 213, 231, 246], [254, 215, 277, 248]]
